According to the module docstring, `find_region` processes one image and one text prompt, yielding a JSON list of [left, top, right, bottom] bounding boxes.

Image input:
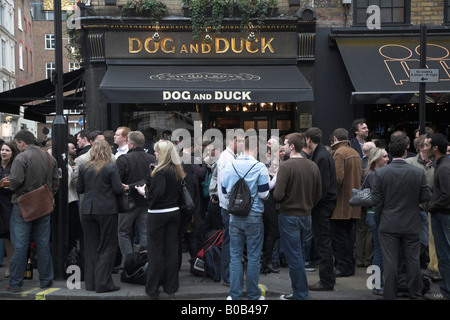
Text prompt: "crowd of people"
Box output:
[[0, 119, 449, 300]]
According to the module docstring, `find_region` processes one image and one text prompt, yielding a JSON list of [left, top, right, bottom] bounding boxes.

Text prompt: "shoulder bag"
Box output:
[[117, 189, 136, 212], [18, 153, 55, 222], [179, 178, 195, 225], [349, 172, 372, 207]]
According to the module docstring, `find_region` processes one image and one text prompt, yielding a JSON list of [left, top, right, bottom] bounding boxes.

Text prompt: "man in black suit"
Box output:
[[372, 133, 431, 300]]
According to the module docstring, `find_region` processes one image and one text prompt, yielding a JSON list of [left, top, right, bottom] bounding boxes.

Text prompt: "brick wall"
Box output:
[[411, 0, 444, 26]]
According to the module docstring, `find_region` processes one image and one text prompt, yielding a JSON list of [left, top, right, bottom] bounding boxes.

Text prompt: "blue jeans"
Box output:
[[9, 204, 53, 288], [366, 210, 384, 287], [221, 208, 230, 284], [278, 214, 311, 300], [229, 213, 264, 300], [430, 212, 450, 298]]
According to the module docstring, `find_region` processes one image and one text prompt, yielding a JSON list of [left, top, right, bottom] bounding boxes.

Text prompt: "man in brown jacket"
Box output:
[[330, 128, 362, 277]]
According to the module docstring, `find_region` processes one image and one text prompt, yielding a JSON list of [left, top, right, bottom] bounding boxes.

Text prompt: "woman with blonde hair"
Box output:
[[136, 139, 185, 299], [362, 147, 389, 296], [76, 139, 124, 293]]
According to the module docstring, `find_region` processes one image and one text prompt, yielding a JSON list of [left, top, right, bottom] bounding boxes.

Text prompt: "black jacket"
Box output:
[[116, 147, 156, 207], [429, 156, 450, 215], [310, 143, 337, 213]]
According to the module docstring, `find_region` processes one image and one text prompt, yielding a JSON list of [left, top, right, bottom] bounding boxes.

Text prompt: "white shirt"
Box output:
[[217, 147, 236, 210], [115, 144, 129, 159]]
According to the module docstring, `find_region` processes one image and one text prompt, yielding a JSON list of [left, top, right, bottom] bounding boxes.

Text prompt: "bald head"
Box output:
[[362, 141, 376, 155]]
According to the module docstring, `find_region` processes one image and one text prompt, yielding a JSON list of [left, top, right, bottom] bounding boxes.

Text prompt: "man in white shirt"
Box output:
[[114, 126, 131, 159]]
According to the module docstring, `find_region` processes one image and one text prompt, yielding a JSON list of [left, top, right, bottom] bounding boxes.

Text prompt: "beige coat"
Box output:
[[331, 141, 362, 220]]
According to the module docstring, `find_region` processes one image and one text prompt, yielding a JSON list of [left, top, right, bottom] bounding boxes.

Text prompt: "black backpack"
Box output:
[[227, 162, 257, 216]]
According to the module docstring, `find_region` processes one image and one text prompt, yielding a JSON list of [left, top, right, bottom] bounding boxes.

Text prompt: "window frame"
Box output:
[[45, 34, 55, 50], [352, 0, 411, 27]]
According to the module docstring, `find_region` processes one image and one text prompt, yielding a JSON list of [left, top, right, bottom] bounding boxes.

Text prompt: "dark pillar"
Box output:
[[51, 0, 68, 280]]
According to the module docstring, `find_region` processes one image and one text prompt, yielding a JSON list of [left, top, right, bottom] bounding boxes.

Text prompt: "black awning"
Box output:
[[336, 37, 450, 104], [0, 69, 84, 120], [99, 65, 313, 104]]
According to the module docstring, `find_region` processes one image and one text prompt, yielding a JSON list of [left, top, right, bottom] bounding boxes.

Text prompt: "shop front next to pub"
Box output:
[[78, 16, 315, 137], [314, 26, 450, 144]]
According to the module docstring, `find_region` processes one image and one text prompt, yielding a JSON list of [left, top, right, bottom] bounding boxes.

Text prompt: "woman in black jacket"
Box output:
[[76, 139, 124, 293], [136, 140, 185, 299]]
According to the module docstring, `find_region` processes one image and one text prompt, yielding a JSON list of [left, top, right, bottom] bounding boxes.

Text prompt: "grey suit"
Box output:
[[372, 159, 431, 299]]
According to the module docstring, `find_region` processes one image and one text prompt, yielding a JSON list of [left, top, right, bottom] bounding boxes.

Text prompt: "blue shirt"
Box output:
[[221, 155, 270, 214]]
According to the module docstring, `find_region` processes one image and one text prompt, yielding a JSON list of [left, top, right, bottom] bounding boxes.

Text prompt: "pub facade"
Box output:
[[76, 1, 316, 138]]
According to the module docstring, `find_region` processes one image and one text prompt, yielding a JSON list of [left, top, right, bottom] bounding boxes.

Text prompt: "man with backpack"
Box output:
[[221, 135, 270, 300]]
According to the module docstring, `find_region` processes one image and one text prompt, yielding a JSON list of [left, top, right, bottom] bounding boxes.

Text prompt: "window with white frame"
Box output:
[[45, 34, 55, 50], [1, 40, 6, 67], [19, 43, 23, 70], [46, 62, 55, 80], [18, 7, 22, 30], [69, 62, 80, 71]]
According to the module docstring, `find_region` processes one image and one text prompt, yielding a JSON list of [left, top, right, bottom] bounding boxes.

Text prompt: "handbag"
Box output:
[[117, 189, 135, 212], [179, 179, 195, 224], [18, 153, 55, 222], [349, 172, 372, 207]]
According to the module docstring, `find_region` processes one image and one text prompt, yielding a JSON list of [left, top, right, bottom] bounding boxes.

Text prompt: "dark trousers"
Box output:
[[379, 232, 423, 300], [262, 195, 279, 265], [146, 210, 181, 298], [81, 214, 118, 292], [311, 208, 336, 287], [331, 219, 356, 275]]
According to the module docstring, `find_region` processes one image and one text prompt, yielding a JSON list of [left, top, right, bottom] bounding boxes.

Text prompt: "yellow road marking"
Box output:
[[35, 288, 60, 300], [20, 288, 41, 298]]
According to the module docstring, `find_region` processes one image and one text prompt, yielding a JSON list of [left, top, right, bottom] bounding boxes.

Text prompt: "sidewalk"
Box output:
[[0, 253, 439, 300]]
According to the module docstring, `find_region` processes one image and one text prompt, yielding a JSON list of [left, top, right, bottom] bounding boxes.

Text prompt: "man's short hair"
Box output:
[[88, 130, 104, 142], [14, 129, 36, 145], [77, 129, 90, 140], [244, 135, 258, 152], [332, 128, 349, 141], [428, 133, 449, 155], [128, 131, 145, 148], [285, 132, 305, 153], [117, 126, 131, 138], [305, 127, 322, 144], [389, 135, 408, 158], [351, 118, 366, 136]]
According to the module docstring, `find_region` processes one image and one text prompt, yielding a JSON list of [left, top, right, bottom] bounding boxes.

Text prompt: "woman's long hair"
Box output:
[[152, 140, 185, 181], [1, 142, 19, 169], [365, 147, 386, 176], [85, 140, 113, 175]]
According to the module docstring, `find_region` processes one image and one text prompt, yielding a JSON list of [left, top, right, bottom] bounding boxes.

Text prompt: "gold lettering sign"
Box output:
[[43, 0, 79, 11], [128, 36, 276, 55]]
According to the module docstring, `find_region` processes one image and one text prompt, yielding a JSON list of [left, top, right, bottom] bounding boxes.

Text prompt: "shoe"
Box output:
[[372, 288, 383, 296], [227, 296, 232, 300], [4, 268, 10, 278], [423, 269, 443, 281], [280, 294, 295, 300], [112, 267, 122, 274], [261, 263, 279, 274], [258, 296, 266, 300], [424, 292, 449, 300], [279, 254, 288, 268], [6, 285, 22, 293], [308, 282, 334, 291], [335, 269, 354, 277], [220, 280, 230, 287], [305, 267, 315, 272]]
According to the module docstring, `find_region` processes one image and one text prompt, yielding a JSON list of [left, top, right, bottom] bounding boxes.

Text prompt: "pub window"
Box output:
[[445, 0, 450, 24], [353, 0, 411, 26]]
